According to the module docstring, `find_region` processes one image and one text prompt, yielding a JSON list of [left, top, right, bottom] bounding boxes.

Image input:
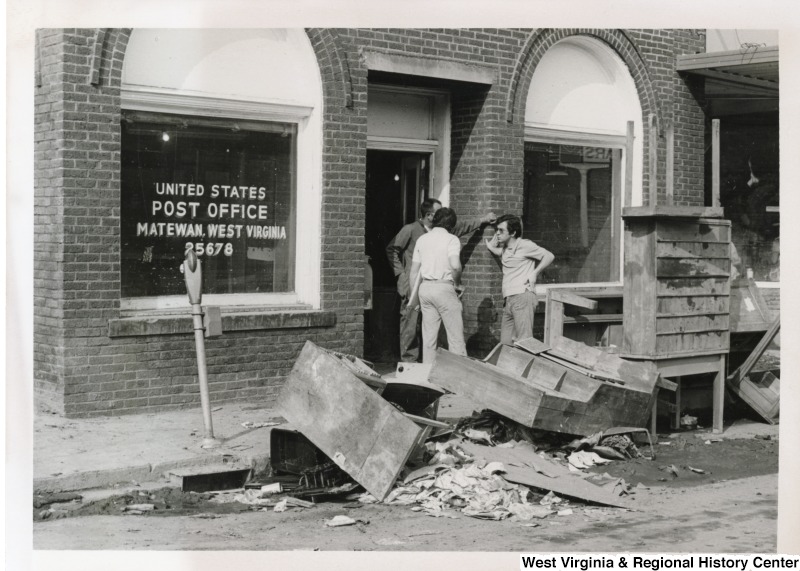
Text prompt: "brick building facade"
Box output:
[[35, 28, 734, 417]]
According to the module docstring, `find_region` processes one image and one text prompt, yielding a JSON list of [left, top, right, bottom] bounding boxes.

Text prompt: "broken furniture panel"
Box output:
[[726, 318, 780, 424], [429, 336, 660, 437], [275, 341, 423, 500]]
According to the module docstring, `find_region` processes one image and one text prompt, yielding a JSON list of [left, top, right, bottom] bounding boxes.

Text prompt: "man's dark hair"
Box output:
[[420, 198, 443, 217], [496, 214, 523, 238], [432, 207, 458, 232]]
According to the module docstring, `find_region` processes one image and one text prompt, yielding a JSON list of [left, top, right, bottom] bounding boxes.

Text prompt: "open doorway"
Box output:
[[364, 150, 431, 362]]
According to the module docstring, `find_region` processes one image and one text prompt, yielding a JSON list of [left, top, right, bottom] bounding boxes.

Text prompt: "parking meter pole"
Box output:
[[190, 303, 217, 448], [182, 249, 220, 450]]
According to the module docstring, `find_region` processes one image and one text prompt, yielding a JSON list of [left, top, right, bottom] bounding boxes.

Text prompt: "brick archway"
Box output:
[[506, 28, 659, 128], [306, 28, 354, 110]]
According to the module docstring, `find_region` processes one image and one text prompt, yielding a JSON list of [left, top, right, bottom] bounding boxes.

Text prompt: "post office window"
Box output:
[[120, 112, 297, 299]]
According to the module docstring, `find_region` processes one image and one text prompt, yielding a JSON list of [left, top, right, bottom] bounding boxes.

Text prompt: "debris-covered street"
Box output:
[[33, 436, 778, 551]]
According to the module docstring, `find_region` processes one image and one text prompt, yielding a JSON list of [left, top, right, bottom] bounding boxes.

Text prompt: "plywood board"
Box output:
[[459, 441, 635, 510], [656, 241, 730, 259], [656, 257, 730, 278], [656, 295, 729, 315], [275, 341, 423, 500], [654, 220, 730, 243], [656, 277, 730, 297]]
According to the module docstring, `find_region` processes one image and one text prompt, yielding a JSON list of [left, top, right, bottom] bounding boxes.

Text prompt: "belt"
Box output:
[[422, 279, 453, 284]]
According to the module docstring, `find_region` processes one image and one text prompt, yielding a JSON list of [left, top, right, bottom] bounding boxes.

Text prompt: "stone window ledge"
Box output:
[[108, 309, 336, 338]]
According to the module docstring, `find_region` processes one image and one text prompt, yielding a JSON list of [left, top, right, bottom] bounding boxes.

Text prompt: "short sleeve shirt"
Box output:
[[500, 238, 549, 297], [412, 228, 461, 282]]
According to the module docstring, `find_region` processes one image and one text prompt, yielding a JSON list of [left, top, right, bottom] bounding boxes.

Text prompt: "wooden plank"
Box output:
[[656, 241, 731, 259], [622, 205, 725, 219], [712, 354, 725, 433], [712, 119, 720, 208], [654, 220, 730, 243], [275, 341, 422, 501], [544, 297, 563, 345], [623, 217, 657, 355], [655, 330, 729, 354], [547, 336, 659, 393], [657, 295, 729, 315], [514, 336, 551, 355], [563, 314, 623, 324], [656, 314, 729, 335], [656, 277, 730, 297], [458, 441, 636, 510], [676, 46, 779, 70], [656, 257, 730, 278], [550, 290, 599, 310]]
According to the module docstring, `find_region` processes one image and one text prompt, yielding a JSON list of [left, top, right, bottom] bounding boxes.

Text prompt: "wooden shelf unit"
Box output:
[[622, 207, 732, 359]]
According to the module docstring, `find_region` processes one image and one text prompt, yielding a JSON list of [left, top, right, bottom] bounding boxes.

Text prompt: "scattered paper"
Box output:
[[326, 515, 357, 527], [241, 421, 281, 429]]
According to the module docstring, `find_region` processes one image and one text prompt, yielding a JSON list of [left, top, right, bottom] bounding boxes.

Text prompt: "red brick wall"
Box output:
[[35, 27, 715, 416]]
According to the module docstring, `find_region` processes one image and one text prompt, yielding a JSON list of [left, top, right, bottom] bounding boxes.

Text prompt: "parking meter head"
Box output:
[[183, 252, 203, 305]]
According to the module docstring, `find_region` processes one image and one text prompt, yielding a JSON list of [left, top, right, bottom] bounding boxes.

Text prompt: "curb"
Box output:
[[34, 452, 271, 494]]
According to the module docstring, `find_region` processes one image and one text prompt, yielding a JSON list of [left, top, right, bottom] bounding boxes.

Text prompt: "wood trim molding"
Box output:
[[121, 86, 314, 122]]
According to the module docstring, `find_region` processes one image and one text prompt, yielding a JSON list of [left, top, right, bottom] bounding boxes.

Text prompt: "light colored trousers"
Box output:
[[418, 281, 466, 363], [500, 291, 538, 345]]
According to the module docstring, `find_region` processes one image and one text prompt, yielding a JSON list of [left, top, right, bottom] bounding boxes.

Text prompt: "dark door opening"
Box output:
[[364, 150, 430, 363]]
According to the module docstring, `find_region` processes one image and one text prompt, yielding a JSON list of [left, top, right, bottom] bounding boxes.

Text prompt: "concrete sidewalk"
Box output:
[[33, 388, 778, 494], [32, 384, 485, 494]]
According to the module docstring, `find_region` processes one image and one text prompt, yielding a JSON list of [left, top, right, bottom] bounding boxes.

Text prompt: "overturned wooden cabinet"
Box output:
[[429, 336, 663, 436]]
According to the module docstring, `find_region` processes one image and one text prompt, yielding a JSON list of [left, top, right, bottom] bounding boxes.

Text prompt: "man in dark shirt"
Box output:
[[386, 198, 495, 362]]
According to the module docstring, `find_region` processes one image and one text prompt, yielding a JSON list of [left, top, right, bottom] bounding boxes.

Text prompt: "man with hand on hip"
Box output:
[[486, 214, 554, 345], [409, 207, 467, 364]]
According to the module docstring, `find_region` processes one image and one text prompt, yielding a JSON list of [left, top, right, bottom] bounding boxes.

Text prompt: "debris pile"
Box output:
[[265, 340, 660, 522]]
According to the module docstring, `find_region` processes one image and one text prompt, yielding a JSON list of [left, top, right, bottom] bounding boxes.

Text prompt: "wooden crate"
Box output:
[[622, 206, 731, 359]]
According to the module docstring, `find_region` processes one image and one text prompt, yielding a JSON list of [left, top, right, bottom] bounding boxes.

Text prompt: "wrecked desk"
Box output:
[[621, 206, 732, 433]]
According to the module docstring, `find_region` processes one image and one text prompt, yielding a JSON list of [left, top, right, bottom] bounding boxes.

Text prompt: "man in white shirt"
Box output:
[[409, 207, 467, 363], [486, 214, 554, 345]]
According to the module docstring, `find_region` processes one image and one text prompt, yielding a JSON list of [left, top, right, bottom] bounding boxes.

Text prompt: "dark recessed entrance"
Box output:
[[364, 150, 430, 363]]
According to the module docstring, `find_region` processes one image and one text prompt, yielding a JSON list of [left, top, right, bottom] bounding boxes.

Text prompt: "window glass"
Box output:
[[121, 112, 297, 298], [718, 117, 779, 282], [523, 142, 620, 284]]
